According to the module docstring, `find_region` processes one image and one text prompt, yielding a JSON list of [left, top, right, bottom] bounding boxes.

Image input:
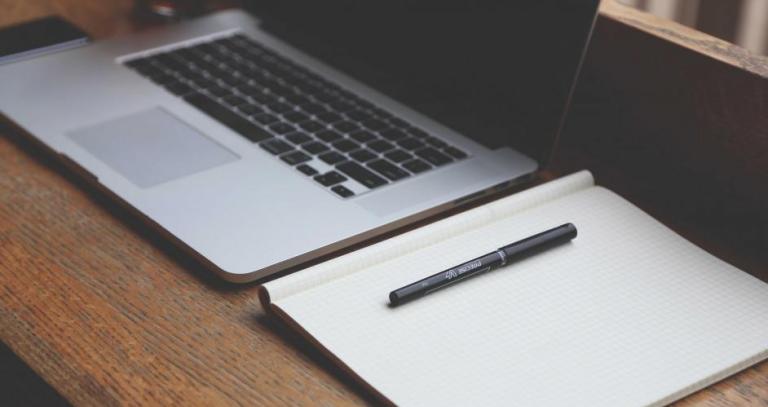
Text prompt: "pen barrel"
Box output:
[[499, 223, 577, 261], [389, 223, 577, 306], [389, 252, 501, 306]]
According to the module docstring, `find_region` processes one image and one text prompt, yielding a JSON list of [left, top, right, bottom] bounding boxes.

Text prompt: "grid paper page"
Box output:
[[274, 186, 768, 406]]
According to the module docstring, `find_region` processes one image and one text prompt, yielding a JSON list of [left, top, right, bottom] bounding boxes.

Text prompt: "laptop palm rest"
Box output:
[[67, 107, 239, 188]]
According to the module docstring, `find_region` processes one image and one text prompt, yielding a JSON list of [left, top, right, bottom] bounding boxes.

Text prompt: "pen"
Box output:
[[388, 223, 577, 306]]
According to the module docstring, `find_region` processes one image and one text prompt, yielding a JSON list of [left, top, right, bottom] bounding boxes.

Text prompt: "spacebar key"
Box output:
[[336, 162, 388, 189], [183, 92, 272, 142]]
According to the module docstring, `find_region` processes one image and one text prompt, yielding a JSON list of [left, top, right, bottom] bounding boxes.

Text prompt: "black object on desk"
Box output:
[[0, 16, 89, 65], [389, 223, 578, 306]]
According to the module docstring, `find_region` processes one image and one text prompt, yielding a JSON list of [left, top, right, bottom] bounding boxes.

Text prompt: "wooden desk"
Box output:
[[1, 1, 766, 405]]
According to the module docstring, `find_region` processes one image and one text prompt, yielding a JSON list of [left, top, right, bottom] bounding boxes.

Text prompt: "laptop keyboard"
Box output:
[[123, 34, 467, 198]]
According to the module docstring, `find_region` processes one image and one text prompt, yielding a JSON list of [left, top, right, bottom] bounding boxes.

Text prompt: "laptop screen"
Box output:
[[248, 0, 600, 166]]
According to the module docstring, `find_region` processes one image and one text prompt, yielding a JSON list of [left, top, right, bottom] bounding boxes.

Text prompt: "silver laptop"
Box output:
[[0, 1, 599, 282]]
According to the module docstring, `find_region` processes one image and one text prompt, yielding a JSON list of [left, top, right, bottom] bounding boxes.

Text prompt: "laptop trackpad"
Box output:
[[67, 108, 238, 188]]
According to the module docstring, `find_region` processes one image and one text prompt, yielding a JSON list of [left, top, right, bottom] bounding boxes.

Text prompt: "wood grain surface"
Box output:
[[0, 0, 766, 405]]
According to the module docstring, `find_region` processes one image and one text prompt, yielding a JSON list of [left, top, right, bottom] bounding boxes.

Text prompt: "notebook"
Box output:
[[259, 170, 768, 406]]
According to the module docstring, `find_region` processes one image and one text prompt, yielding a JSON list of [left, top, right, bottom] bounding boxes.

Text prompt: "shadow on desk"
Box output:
[[0, 342, 69, 407]]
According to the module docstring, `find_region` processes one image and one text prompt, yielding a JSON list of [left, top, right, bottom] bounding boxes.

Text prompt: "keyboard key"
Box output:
[[316, 130, 343, 143], [283, 111, 309, 124], [238, 83, 266, 97], [237, 104, 264, 115], [268, 84, 294, 97], [380, 128, 408, 141], [299, 120, 326, 133], [296, 163, 318, 176], [283, 93, 311, 105], [332, 139, 359, 153], [173, 48, 201, 62], [397, 137, 425, 151], [333, 121, 360, 133], [280, 150, 311, 165], [406, 127, 430, 139], [221, 94, 247, 107], [192, 78, 218, 90], [175, 67, 200, 80], [249, 92, 278, 105], [354, 98, 375, 110], [415, 147, 452, 166], [159, 56, 188, 72], [125, 57, 151, 69], [319, 151, 346, 165], [443, 146, 468, 159], [425, 136, 448, 148], [269, 122, 295, 135], [371, 107, 393, 119], [350, 149, 377, 163], [331, 185, 354, 198], [150, 73, 178, 86], [349, 130, 377, 144], [183, 92, 272, 142], [329, 99, 356, 112], [368, 139, 395, 153], [182, 71, 207, 84], [267, 102, 293, 114], [207, 85, 232, 98], [316, 112, 343, 124], [302, 141, 330, 155], [260, 139, 293, 155], [402, 159, 432, 174], [384, 149, 412, 163], [314, 171, 347, 187], [336, 162, 388, 189], [367, 159, 410, 181], [388, 117, 410, 128], [361, 118, 389, 131], [251, 113, 280, 125], [165, 82, 194, 96], [296, 81, 323, 96], [314, 91, 340, 104], [299, 102, 327, 115], [136, 65, 163, 78], [346, 109, 374, 122], [260, 77, 283, 92], [220, 75, 247, 87], [149, 74, 178, 86], [281, 131, 310, 145]]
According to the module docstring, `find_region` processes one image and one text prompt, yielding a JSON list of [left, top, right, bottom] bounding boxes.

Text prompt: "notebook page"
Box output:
[[273, 186, 768, 406], [264, 170, 594, 303]]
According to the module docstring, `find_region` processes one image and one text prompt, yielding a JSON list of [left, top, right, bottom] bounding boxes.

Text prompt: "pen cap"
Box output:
[[500, 223, 577, 260]]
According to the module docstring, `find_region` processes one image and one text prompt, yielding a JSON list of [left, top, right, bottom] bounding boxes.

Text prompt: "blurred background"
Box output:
[[137, 0, 768, 57], [619, 0, 768, 55]]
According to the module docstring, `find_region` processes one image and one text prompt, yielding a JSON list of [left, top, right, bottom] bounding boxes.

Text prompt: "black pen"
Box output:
[[388, 223, 577, 306]]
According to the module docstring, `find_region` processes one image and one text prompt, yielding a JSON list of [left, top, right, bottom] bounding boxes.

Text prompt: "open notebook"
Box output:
[[259, 171, 768, 406]]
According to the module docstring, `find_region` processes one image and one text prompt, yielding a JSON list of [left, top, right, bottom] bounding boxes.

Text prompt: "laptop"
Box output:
[[0, 0, 599, 282]]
